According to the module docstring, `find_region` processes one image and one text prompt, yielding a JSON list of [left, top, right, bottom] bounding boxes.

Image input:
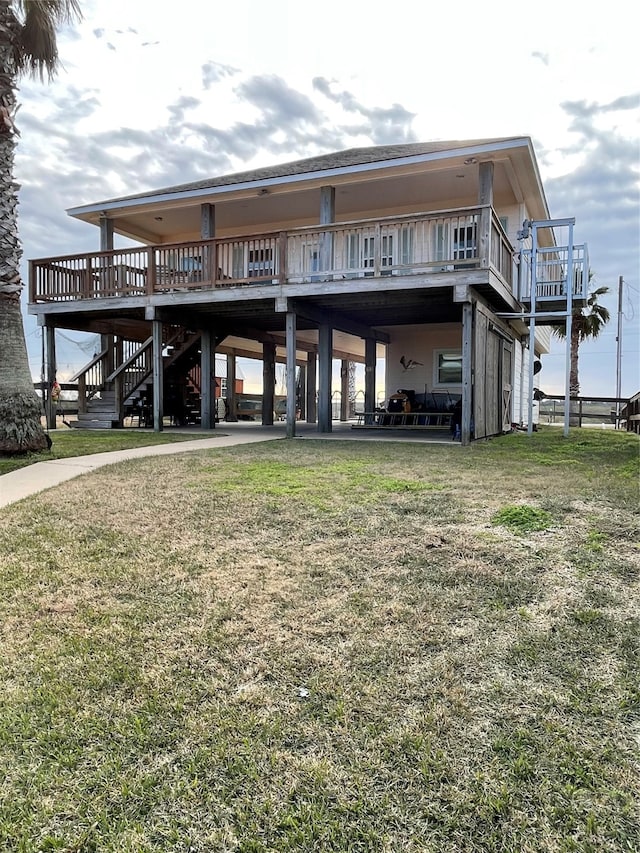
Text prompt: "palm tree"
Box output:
[[553, 282, 611, 397], [0, 0, 81, 454]]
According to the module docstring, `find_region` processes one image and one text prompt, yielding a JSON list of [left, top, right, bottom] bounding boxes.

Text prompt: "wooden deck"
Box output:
[[29, 207, 517, 304]]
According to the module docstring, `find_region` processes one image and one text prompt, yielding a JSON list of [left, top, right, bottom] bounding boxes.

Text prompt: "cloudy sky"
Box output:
[[16, 0, 639, 397]]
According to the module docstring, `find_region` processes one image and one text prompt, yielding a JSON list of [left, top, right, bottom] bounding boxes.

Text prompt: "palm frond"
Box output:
[[552, 282, 610, 341], [13, 0, 82, 81]]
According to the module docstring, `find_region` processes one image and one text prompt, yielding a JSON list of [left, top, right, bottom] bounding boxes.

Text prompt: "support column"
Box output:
[[298, 364, 307, 421], [461, 302, 473, 446], [200, 329, 216, 430], [318, 323, 333, 433], [201, 203, 215, 239], [364, 337, 377, 414], [319, 186, 335, 276], [306, 351, 317, 423], [99, 217, 116, 369], [152, 319, 164, 432], [45, 323, 56, 430], [478, 161, 494, 270], [286, 311, 297, 438], [226, 352, 238, 422], [99, 216, 114, 252], [201, 203, 216, 282], [262, 341, 275, 426], [340, 359, 349, 422]]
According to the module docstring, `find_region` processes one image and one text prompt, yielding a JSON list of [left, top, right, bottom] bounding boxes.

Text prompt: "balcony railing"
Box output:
[[518, 244, 589, 304], [29, 206, 515, 303]]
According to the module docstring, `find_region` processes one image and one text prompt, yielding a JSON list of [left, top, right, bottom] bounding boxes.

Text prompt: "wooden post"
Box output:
[[28, 260, 35, 302], [298, 364, 307, 421], [364, 337, 377, 414], [318, 323, 333, 433], [278, 232, 288, 285], [374, 222, 382, 277], [319, 186, 335, 277], [319, 186, 335, 224], [77, 375, 87, 414], [461, 302, 473, 445], [201, 203, 215, 239], [100, 217, 116, 388], [226, 353, 238, 422], [306, 351, 317, 423], [114, 336, 124, 424], [84, 256, 92, 298], [152, 319, 164, 432], [45, 323, 56, 430], [147, 247, 156, 295], [262, 341, 276, 426], [200, 329, 215, 430], [100, 216, 114, 252], [286, 311, 297, 438], [201, 204, 216, 284], [478, 162, 494, 269], [340, 359, 349, 421]]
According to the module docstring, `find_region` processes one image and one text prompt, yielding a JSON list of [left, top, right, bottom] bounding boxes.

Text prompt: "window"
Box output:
[[363, 235, 375, 275], [432, 222, 451, 269], [453, 223, 476, 260], [399, 226, 414, 265], [231, 245, 245, 279], [248, 247, 274, 278], [435, 350, 462, 385], [303, 241, 320, 281], [346, 229, 410, 276], [346, 233, 360, 270]]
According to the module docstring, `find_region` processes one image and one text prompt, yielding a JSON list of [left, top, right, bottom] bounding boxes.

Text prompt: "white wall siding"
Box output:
[[381, 323, 461, 400]]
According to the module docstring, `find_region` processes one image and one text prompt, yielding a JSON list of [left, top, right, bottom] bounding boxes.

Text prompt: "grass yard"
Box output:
[[0, 429, 205, 476], [0, 429, 638, 852]]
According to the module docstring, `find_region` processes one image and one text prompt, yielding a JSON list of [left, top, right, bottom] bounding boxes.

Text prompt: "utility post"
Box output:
[[615, 275, 624, 428]]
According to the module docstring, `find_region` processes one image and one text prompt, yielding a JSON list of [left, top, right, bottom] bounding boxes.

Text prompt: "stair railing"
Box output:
[[106, 337, 154, 422], [68, 348, 110, 414]]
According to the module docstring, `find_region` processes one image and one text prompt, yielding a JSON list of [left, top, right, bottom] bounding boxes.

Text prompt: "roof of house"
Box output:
[[90, 137, 531, 206]]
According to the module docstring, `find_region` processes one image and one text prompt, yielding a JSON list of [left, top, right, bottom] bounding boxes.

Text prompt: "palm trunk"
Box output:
[[0, 5, 48, 453], [569, 323, 580, 426]]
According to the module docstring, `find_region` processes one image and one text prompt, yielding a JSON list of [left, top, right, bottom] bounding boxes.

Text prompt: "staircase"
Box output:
[[71, 327, 203, 430], [74, 390, 120, 429]]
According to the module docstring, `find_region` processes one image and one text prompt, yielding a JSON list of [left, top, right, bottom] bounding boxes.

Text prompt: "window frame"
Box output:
[[433, 349, 463, 387]]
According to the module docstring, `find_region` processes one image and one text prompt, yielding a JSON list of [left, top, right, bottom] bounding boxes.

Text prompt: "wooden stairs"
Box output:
[[74, 389, 120, 430], [71, 328, 202, 429]]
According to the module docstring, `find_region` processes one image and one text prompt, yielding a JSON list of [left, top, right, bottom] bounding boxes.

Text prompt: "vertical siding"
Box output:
[[513, 341, 524, 424]]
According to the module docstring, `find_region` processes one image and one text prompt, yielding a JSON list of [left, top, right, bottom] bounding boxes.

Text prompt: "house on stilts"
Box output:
[[29, 137, 588, 444]]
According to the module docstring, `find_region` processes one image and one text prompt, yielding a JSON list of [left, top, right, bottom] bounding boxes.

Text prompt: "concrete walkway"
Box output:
[[0, 421, 455, 510]]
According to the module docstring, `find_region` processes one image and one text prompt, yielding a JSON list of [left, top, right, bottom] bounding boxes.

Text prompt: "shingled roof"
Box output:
[[101, 137, 526, 205]]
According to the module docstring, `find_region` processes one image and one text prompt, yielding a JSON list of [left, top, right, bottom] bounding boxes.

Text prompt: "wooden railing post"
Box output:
[[77, 375, 87, 413], [278, 232, 287, 284], [204, 239, 215, 285], [478, 205, 492, 269], [147, 247, 156, 295], [114, 374, 124, 425], [84, 257, 93, 298], [374, 223, 381, 277], [28, 261, 36, 302]]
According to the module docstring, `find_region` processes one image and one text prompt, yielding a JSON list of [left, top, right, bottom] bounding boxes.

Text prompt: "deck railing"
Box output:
[[518, 243, 589, 304], [29, 206, 515, 303]]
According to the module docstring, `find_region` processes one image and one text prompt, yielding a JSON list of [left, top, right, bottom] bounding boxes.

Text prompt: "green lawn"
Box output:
[[0, 428, 207, 476], [0, 429, 638, 851]]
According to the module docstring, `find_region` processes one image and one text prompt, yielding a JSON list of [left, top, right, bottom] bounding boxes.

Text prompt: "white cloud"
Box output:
[[16, 0, 640, 397]]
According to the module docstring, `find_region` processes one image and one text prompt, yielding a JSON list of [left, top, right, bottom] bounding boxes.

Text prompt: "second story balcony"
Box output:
[[30, 206, 518, 308]]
